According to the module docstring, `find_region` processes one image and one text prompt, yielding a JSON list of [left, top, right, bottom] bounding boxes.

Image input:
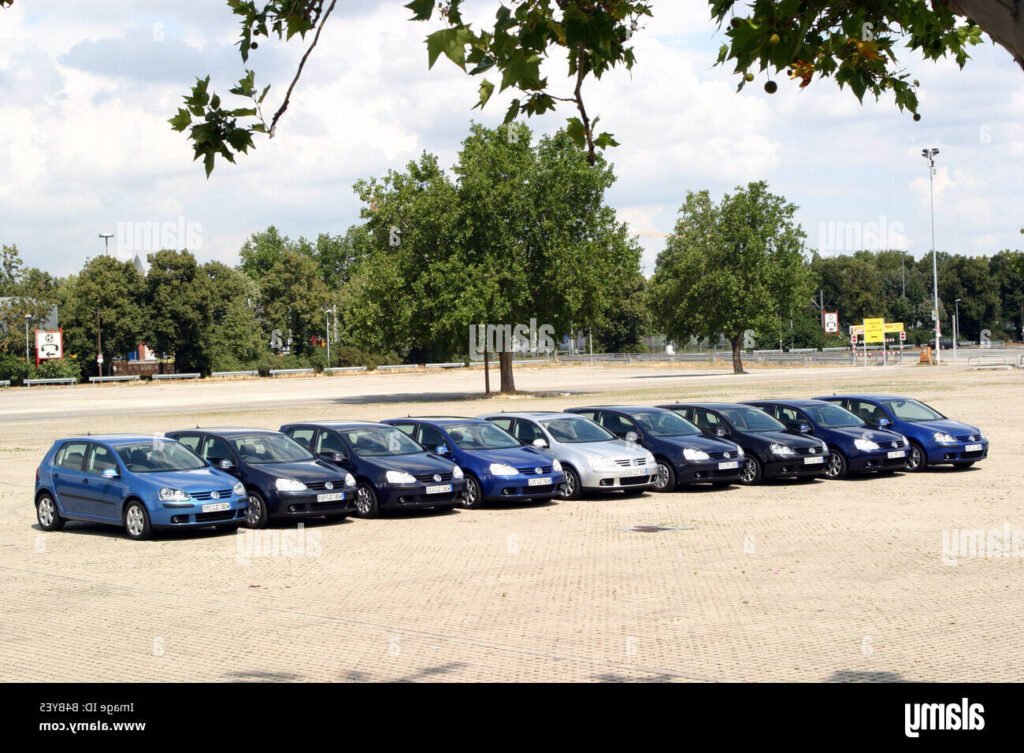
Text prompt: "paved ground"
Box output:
[[1, 360, 1021, 682]]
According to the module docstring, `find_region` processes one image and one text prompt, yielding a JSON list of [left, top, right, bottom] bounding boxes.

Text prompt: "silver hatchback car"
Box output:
[[478, 412, 658, 499]]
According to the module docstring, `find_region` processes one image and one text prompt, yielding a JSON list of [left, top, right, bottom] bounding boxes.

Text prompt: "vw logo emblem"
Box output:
[[535, 467, 542, 475], [325, 481, 333, 490], [724, 452, 731, 458], [433, 474, 442, 482], [210, 491, 220, 500]]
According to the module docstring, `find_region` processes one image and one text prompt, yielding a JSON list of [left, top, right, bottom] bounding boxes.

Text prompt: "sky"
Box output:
[[1, 0, 1022, 277]]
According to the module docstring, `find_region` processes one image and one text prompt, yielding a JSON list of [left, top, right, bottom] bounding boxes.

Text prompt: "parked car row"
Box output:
[[33, 394, 988, 540]]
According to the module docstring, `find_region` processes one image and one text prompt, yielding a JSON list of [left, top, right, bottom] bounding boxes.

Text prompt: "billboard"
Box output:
[[35, 330, 63, 361], [823, 311, 839, 334]]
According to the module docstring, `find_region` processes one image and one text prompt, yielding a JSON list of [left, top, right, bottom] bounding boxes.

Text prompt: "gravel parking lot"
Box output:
[[1, 361, 1021, 682]]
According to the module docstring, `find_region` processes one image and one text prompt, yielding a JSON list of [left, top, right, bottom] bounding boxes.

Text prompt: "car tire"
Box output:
[[825, 449, 848, 479], [353, 484, 381, 519], [325, 513, 348, 522], [620, 488, 647, 497], [558, 467, 582, 500], [36, 492, 64, 532], [954, 462, 976, 469], [460, 475, 485, 509], [711, 481, 733, 488], [215, 523, 241, 533], [653, 459, 676, 492], [739, 455, 763, 485], [244, 490, 270, 529], [123, 499, 152, 541], [906, 442, 928, 472], [433, 503, 457, 513]]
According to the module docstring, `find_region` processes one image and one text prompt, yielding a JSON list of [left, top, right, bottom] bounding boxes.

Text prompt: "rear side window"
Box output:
[[176, 434, 201, 453], [777, 407, 804, 425], [289, 428, 315, 450], [55, 442, 89, 470], [693, 410, 722, 432], [86, 444, 119, 475], [600, 412, 636, 436], [513, 420, 544, 443], [488, 417, 513, 432], [848, 400, 884, 424], [315, 431, 347, 455]]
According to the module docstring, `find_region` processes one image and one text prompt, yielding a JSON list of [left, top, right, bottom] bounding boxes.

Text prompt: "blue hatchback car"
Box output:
[[34, 435, 247, 540], [382, 417, 565, 508], [815, 394, 989, 471], [744, 399, 910, 479]]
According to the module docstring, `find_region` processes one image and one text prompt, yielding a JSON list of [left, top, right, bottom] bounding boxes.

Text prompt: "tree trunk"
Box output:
[[483, 346, 490, 395], [498, 350, 516, 393], [945, 0, 1024, 71], [730, 335, 746, 374]]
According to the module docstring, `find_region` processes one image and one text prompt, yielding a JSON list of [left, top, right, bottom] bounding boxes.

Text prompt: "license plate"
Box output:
[[623, 471, 648, 478], [804, 456, 825, 465], [528, 477, 551, 487], [316, 492, 344, 503], [425, 484, 452, 495], [201, 502, 230, 513], [718, 461, 739, 470], [887, 450, 906, 459], [965, 443, 982, 452]]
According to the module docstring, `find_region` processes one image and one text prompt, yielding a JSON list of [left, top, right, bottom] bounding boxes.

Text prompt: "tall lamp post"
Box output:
[[24, 314, 33, 364], [99, 233, 114, 255], [921, 148, 941, 363], [322, 306, 332, 368], [954, 298, 961, 360]]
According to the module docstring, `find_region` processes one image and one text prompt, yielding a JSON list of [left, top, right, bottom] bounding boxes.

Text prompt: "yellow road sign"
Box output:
[[863, 318, 885, 344]]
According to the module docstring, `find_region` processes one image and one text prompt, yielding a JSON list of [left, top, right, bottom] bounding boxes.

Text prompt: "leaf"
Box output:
[[404, 0, 435, 21], [168, 108, 192, 132], [565, 117, 587, 147], [475, 79, 495, 109], [594, 132, 620, 149]]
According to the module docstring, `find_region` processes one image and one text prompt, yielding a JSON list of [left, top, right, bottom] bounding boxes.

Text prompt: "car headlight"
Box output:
[[344, 473, 357, 487], [588, 457, 619, 472], [552, 459, 563, 472], [159, 487, 189, 502], [644, 451, 655, 464], [489, 463, 518, 477], [683, 448, 710, 461], [452, 465, 464, 480], [854, 438, 880, 451], [769, 443, 795, 456], [232, 482, 245, 496], [736, 447, 745, 456], [385, 470, 416, 485], [275, 478, 308, 492], [934, 432, 955, 444]]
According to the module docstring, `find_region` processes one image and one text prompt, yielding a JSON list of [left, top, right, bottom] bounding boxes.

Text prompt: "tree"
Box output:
[[162, 1, 1012, 174], [258, 250, 332, 357], [62, 257, 146, 373], [202, 262, 266, 370], [593, 270, 649, 353], [649, 181, 812, 374], [144, 250, 214, 373], [989, 250, 1024, 339], [239, 226, 297, 281]]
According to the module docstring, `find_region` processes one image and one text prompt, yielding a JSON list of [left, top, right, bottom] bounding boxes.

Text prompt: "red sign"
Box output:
[[899, 331, 907, 342]]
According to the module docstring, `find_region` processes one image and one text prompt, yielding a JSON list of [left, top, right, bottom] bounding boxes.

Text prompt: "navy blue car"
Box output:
[[744, 399, 910, 479], [382, 417, 565, 508], [814, 394, 989, 471], [165, 428, 357, 528], [280, 420, 465, 518], [565, 406, 744, 490], [34, 434, 248, 540]]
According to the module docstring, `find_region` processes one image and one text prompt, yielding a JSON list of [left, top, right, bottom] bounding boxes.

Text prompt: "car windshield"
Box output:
[[882, 399, 944, 422], [230, 434, 313, 464], [541, 416, 616, 443], [445, 422, 519, 450], [803, 404, 865, 428], [117, 441, 207, 473], [343, 427, 423, 457], [719, 407, 786, 432], [630, 410, 701, 437]]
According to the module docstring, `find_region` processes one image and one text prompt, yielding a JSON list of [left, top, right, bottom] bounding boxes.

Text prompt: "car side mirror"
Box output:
[[216, 459, 235, 471], [715, 427, 729, 438], [319, 451, 347, 464], [625, 431, 639, 442], [877, 418, 892, 429], [435, 445, 450, 455], [532, 438, 549, 449], [101, 468, 120, 480], [798, 423, 813, 434]]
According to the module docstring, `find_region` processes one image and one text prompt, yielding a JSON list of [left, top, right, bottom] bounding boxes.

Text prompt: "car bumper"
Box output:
[[377, 480, 466, 509], [927, 441, 989, 465], [847, 448, 909, 472], [481, 472, 565, 501], [578, 465, 659, 491], [764, 456, 828, 479], [153, 498, 249, 527], [268, 490, 355, 517], [675, 459, 743, 484]]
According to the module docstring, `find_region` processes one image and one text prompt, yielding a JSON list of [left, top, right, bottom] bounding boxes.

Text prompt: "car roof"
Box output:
[[282, 420, 383, 429], [385, 417, 485, 426], [656, 402, 753, 410], [58, 434, 164, 445], [479, 411, 590, 421], [568, 405, 669, 413], [172, 427, 280, 436], [816, 394, 908, 401], [744, 399, 835, 408]]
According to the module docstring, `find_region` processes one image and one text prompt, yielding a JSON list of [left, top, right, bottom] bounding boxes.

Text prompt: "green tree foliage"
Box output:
[[144, 250, 214, 373], [203, 262, 266, 371], [593, 269, 649, 353], [258, 250, 331, 358], [649, 181, 812, 373]]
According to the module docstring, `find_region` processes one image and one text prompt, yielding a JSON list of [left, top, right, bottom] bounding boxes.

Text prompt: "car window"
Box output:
[[418, 424, 446, 449], [572, 409, 599, 421], [389, 422, 417, 437], [55, 442, 89, 471], [342, 427, 422, 457], [881, 399, 944, 422], [540, 416, 616, 443], [849, 400, 885, 424], [231, 434, 314, 464], [487, 417, 514, 432], [777, 407, 804, 425], [692, 409, 721, 432], [316, 430, 347, 455], [116, 441, 208, 473], [446, 422, 520, 450], [289, 428, 315, 450], [804, 404, 864, 428], [175, 434, 201, 453], [86, 444, 119, 475], [513, 419, 545, 444], [203, 436, 234, 463], [631, 411, 701, 437], [719, 407, 786, 432], [599, 412, 636, 437]]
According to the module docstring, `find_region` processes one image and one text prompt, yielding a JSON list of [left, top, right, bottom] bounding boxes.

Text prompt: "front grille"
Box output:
[[795, 446, 822, 455], [195, 510, 236, 522], [620, 475, 652, 486], [516, 465, 553, 475], [192, 489, 233, 501], [707, 450, 737, 460], [414, 472, 454, 483], [614, 458, 646, 467], [957, 434, 979, 442], [306, 481, 345, 491]]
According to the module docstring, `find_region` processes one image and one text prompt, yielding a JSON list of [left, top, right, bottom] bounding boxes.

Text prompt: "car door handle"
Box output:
[[82, 478, 89, 484]]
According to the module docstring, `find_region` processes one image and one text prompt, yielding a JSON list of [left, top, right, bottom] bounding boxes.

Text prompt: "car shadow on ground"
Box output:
[[31, 515, 354, 540], [825, 670, 908, 683]]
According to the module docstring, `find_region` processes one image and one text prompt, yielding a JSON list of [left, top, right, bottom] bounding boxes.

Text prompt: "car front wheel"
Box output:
[[244, 490, 270, 528], [353, 484, 381, 519], [906, 442, 927, 472], [558, 467, 582, 500], [653, 460, 676, 492], [36, 492, 64, 532], [123, 500, 152, 541], [460, 475, 484, 509], [740, 456, 763, 485], [825, 450, 848, 479]]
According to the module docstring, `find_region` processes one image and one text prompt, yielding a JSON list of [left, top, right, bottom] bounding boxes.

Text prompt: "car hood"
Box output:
[[656, 434, 738, 452], [909, 418, 982, 437], [136, 467, 237, 491], [366, 453, 454, 473], [459, 445, 551, 467], [825, 426, 906, 444], [746, 430, 823, 448], [556, 439, 650, 460], [253, 460, 349, 482]]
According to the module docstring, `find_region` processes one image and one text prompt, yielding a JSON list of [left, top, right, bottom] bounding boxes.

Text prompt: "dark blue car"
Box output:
[[744, 399, 910, 479], [34, 434, 248, 540], [564, 406, 744, 490], [814, 394, 988, 471], [382, 417, 565, 508], [280, 420, 466, 518]]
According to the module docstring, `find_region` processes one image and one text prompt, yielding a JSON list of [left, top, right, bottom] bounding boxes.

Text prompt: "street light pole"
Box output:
[[24, 314, 32, 364], [954, 298, 961, 360], [921, 148, 941, 364], [323, 306, 332, 368], [99, 233, 114, 256]]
